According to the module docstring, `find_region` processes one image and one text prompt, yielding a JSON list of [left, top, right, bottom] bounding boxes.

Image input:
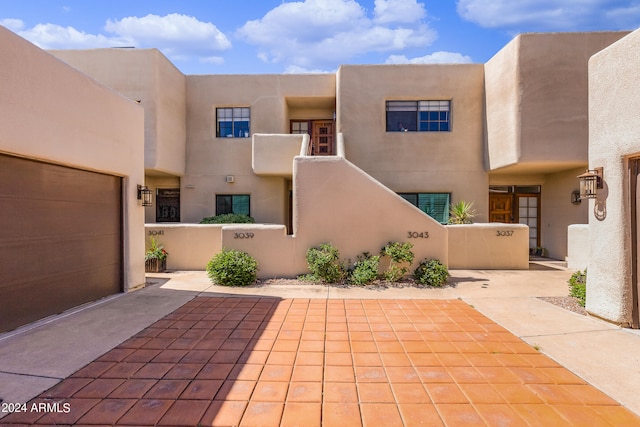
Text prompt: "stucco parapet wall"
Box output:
[[252, 134, 308, 177], [447, 223, 529, 269], [145, 224, 223, 271], [220, 224, 295, 279]]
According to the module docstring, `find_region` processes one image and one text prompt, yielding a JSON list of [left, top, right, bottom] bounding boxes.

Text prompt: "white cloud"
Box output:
[[1, 18, 25, 32], [456, 0, 640, 30], [5, 13, 231, 64], [105, 14, 230, 49], [386, 51, 473, 64], [284, 64, 335, 74], [201, 56, 225, 65], [374, 0, 426, 24], [15, 23, 122, 49], [237, 0, 436, 70]]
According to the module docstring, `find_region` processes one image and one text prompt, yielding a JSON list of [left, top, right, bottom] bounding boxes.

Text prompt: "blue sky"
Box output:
[[2, 0, 639, 75]]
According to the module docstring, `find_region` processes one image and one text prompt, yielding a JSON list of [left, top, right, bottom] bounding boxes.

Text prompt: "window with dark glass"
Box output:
[[216, 194, 250, 215], [386, 100, 451, 132], [216, 107, 250, 138], [399, 192, 450, 224]]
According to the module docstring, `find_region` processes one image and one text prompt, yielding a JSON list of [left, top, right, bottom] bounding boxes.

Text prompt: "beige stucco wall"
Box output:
[[486, 32, 628, 173], [292, 155, 449, 273], [567, 224, 589, 270], [145, 224, 222, 270], [541, 168, 589, 259], [448, 224, 529, 269], [587, 29, 640, 325], [0, 26, 146, 291], [337, 64, 489, 222], [49, 48, 187, 177], [182, 74, 335, 225], [484, 36, 521, 170], [252, 134, 306, 177]]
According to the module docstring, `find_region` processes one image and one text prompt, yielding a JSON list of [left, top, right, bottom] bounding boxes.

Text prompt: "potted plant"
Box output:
[[145, 238, 168, 272]]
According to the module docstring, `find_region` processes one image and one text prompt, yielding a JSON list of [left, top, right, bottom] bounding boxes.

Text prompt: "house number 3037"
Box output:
[[496, 230, 514, 237]]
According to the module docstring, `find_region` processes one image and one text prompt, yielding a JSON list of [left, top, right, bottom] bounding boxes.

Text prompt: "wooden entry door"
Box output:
[[291, 119, 335, 155], [312, 121, 334, 155], [489, 194, 514, 222]]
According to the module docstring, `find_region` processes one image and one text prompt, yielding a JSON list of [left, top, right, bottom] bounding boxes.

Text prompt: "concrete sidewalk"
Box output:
[[0, 262, 639, 420]]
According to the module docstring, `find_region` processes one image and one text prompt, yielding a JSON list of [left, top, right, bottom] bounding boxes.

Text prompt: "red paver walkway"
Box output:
[[2, 296, 639, 426]]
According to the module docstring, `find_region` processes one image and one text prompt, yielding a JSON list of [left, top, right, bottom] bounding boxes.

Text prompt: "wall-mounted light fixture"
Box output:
[[137, 185, 153, 206], [571, 190, 581, 205], [577, 167, 603, 199]]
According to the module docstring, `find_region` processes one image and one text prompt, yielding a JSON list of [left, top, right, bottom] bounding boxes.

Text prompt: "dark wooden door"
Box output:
[[312, 121, 334, 155], [0, 154, 122, 332], [489, 194, 514, 223]]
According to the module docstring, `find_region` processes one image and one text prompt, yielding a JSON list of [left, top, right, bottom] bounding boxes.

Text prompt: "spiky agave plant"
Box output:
[[448, 200, 477, 224]]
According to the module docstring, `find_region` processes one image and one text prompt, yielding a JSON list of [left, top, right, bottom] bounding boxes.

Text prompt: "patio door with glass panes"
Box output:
[[517, 195, 540, 250]]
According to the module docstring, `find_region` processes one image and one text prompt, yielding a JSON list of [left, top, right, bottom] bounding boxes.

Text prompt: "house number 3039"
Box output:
[[234, 232, 254, 239]]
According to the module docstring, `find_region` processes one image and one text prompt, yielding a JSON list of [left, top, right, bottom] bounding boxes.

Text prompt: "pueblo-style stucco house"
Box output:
[[2, 23, 640, 330]]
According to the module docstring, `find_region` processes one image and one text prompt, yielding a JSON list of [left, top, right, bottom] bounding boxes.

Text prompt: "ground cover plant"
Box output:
[[568, 269, 587, 307], [380, 241, 415, 282], [349, 252, 380, 285], [414, 259, 449, 287], [303, 243, 346, 283]]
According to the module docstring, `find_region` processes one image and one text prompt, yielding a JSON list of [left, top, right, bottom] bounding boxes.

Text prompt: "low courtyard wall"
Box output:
[[447, 223, 529, 269], [145, 224, 223, 271], [145, 222, 529, 275], [566, 224, 589, 271]]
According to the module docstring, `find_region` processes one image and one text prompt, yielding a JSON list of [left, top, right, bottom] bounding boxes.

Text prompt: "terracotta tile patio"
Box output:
[[3, 296, 640, 426]]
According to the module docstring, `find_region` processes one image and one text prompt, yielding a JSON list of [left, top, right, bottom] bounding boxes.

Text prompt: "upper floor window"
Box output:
[[386, 100, 451, 132], [217, 107, 250, 138]]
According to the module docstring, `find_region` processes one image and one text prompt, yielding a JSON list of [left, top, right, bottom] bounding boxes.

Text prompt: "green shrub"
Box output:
[[414, 259, 449, 287], [305, 243, 346, 283], [349, 252, 380, 285], [206, 249, 258, 286], [569, 269, 587, 307], [200, 213, 255, 224], [380, 241, 415, 282]]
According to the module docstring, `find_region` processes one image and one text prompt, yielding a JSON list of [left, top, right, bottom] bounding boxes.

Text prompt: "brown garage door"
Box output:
[[0, 154, 122, 332]]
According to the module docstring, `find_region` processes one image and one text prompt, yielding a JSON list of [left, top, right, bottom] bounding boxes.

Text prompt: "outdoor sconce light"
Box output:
[[571, 190, 581, 205], [137, 185, 153, 207], [577, 167, 603, 199]]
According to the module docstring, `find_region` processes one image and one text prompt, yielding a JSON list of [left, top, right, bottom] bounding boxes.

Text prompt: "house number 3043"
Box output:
[[234, 232, 254, 239], [407, 231, 429, 239]]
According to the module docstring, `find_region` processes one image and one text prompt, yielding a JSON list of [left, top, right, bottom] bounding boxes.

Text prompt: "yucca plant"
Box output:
[[448, 200, 477, 224]]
